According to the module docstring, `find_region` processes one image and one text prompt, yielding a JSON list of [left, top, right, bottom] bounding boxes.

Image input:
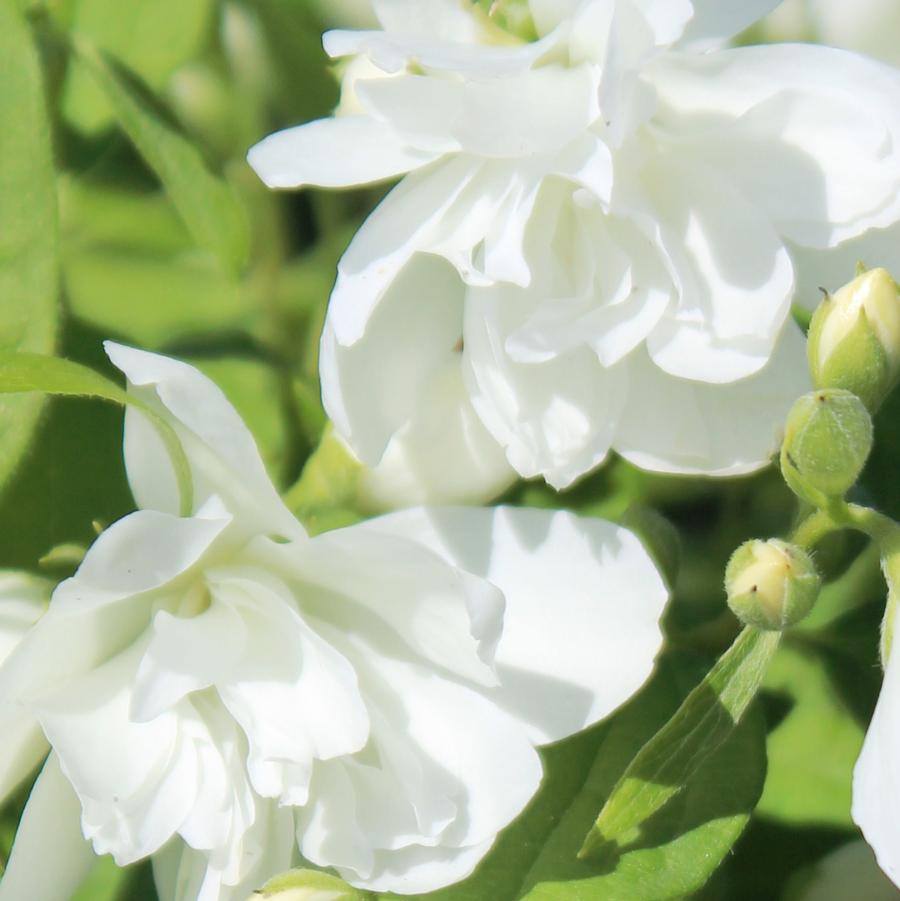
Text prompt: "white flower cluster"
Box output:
[[5, 1, 900, 899], [250, 0, 900, 503], [0, 345, 667, 900]]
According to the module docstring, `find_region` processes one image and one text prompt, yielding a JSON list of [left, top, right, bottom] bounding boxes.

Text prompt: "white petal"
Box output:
[[327, 158, 514, 346], [320, 253, 466, 466], [298, 651, 541, 893], [357, 360, 516, 510], [152, 802, 296, 901], [360, 506, 668, 744], [282, 528, 505, 688], [51, 508, 230, 616], [853, 642, 900, 889], [246, 116, 440, 189], [463, 279, 627, 489], [651, 44, 900, 248], [614, 322, 811, 476], [680, 0, 781, 44], [0, 719, 47, 807], [356, 65, 598, 159], [105, 343, 303, 538], [643, 157, 794, 383], [211, 567, 369, 803], [0, 753, 97, 901]]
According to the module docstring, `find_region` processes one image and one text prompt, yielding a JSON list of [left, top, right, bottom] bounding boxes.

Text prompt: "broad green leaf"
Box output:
[[0, 323, 132, 571], [0, 351, 192, 516], [62, 0, 215, 133], [581, 627, 780, 859], [757, 644, 864, 828], [386, 653, 767, 901], [0, 0, 59, 497], [73, 40, 250, 274]]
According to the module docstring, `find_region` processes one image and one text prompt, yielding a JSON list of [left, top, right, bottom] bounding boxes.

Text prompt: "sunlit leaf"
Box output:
[[0, 0, 59, 498], [73, 40, 250, 274]]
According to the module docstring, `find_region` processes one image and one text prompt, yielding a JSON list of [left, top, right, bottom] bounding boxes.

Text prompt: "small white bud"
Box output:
[[725, 539, 820, 631]]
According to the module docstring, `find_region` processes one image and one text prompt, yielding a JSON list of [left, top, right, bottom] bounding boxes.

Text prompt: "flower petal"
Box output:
[[359, 505, 668, 744], [51, 507, 230, 616], [246, 116, 440, 189], [643, 156, 794, 383], [0, 753, 97, 901], [614, 322, 810, 476], [280, 529, 505, 688], [853, 643, 900, 889], [105, 343, 302, 538], [651, 44, 900, 248], [0, 572, 48, 664]]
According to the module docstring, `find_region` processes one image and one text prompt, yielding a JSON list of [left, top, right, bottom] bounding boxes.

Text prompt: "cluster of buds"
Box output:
[[781, 267, 900, 508]]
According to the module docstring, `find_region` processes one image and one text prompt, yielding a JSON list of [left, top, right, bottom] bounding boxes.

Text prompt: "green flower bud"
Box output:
[[725, 539, 820, 631], [780, 389, 873, 505], [808, 267, 900, 412], [250, 869, 369, 901]]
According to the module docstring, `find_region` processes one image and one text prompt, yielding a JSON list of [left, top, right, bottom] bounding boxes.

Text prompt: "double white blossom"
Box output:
[[0, 344, 667, 900], [249, 0, 900, 499]]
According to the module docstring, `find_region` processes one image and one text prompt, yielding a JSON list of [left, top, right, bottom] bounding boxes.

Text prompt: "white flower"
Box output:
[[248, 0, 900, 493], [851, 632, 900, 891], [0, 344, 668, 900]]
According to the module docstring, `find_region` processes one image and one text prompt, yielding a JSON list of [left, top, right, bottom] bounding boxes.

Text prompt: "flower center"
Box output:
[[176, 579, 212, 618]]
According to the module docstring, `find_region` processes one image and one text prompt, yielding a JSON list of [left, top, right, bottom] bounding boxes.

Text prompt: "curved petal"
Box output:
[[650, 44, 900, 248], [51, 507, 230, 616], [0, 753, 97, 901], [643, 157, 794, 383], [297, 651, 541, 893], [152, 802, 296, 901], [327, 158, 519, 345], [358, 505, 668, 744], [463, 279, 627, 489], [320, 254, 466, 466], [853, 644, 900, 889], [105, 343, 303, 538], [357, 360, 517, 511], [246, 116, 440, 189], [276, 529, 505, 688], [614, 321, 811, 476]]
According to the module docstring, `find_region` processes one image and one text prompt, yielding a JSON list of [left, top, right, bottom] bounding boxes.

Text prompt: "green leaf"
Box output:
[[62, 0, 215, 133], [0, 351, 193, 516], [385, 653, 767, 901], [580, 627, 780, 859], [0, 0, 59, 497], [757, 644, 865, 828], [73, 40, 250, 274]]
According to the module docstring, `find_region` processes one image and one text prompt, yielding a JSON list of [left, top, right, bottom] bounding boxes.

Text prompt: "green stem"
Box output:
[[789, 508, 841, 550]]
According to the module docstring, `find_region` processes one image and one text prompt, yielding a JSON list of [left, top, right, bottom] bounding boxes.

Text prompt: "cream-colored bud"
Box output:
[[725, 539, 820, 631], [249, 868, 369, 901], [808, 267, 900, 412]]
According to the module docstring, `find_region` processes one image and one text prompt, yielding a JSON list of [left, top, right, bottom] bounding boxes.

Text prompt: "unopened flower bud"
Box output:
[[780, 389, 873, 505], [808, 267, 900, 412], [250, 869, 369, 901], [725, 539, 820, 631]]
